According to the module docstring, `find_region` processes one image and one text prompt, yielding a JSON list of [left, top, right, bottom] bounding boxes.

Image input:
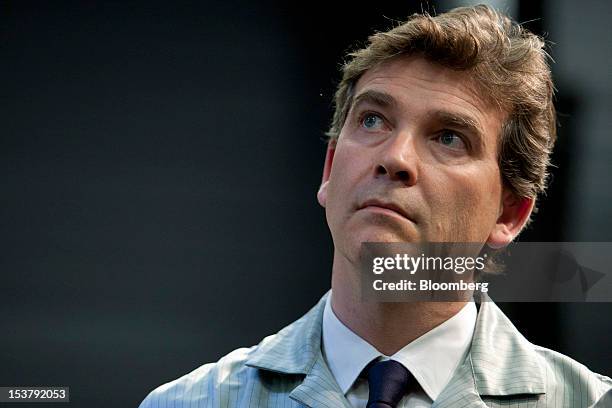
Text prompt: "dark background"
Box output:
[[2, 0, 611, 407]]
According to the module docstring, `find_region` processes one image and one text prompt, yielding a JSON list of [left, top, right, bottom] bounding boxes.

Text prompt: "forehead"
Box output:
[[352, 55, 506, 137]]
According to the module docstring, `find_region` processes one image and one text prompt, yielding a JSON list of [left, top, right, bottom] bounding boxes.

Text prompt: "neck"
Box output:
[[330, 253, 466, 356]]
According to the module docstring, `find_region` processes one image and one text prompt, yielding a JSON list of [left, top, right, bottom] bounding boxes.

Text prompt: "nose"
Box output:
[[375, 131, 418, 186]]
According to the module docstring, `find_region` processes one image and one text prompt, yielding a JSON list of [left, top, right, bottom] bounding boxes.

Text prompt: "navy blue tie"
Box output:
[[366, 360, 412, 408]]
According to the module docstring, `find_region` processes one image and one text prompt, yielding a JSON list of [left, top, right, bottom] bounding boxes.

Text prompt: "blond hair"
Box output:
[[327, 5, 556, 201]]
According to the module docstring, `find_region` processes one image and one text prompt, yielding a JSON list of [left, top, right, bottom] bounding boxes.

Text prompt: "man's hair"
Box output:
[[326, 5, 556, 202]]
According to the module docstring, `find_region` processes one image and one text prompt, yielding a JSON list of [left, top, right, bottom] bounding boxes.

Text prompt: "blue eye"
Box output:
[[437, 131, 467, 150], [361, 113, 385, 130]]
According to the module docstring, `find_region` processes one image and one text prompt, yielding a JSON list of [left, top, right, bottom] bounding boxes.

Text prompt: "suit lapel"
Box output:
[[432, 358, 489, 408], [469, 298, 545, 396], [434, 296, 546, 407], [289, 351, 352, 408], [245, 293, 328, 375], [245, 291, 350, 407]]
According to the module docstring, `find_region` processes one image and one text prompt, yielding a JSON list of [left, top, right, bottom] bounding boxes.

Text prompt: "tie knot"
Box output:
[[366, 360, 411, 408]]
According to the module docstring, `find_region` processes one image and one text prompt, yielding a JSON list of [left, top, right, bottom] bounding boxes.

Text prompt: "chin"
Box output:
[[350, 227, 420, 244]]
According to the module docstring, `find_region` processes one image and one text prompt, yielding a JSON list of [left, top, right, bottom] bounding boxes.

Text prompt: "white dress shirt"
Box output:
[[321, 292, 477, 408]]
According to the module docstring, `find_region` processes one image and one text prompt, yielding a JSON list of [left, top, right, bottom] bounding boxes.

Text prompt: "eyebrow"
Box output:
[[430, 111, 485, 141], [350, 89, 399, 111]]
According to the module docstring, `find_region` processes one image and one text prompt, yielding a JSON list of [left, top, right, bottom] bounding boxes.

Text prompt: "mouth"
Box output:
[[357, 199, 414, 222]]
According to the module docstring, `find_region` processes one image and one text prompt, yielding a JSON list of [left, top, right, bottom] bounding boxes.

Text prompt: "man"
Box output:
[[140, 5, 611, 407]]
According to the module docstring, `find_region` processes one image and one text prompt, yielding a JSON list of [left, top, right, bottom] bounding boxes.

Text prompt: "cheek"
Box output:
[[327, 143, 366, 202], [423, 163, 502, 237], [325, 145, 357, 225]]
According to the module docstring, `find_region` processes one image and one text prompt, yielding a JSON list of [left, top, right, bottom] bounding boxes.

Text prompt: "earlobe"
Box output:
[[317, 180, 329, 208], [486, 191, 534, 249], [317, 141, 336, 208], [486, 225, 513, 249]]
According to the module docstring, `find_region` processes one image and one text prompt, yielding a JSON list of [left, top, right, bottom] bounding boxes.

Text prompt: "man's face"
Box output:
[[318, 56, 517, 262]]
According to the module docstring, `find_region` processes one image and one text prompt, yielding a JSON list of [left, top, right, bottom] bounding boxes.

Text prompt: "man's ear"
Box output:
[[317, 140, 336, 208], [486, 188, 534, 249]]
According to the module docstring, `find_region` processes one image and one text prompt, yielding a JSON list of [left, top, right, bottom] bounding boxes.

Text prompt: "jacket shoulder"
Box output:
[[533, 344, 612, 403], [138, 295, 328, 408], [139, 345, 256, 408]]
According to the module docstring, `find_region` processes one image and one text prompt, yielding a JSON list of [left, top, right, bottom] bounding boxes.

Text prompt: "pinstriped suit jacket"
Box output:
[[139, 292, 612, 407]]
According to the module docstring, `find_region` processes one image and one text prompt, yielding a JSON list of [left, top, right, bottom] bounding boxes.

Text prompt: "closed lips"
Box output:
[[359, 200, 413, 221]]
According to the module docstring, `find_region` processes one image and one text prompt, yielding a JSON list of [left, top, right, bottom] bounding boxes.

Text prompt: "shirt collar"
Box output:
[[392, 300, 476, 400], [246, 290, 546, 398], [322, 292, 381, 394], [322, 292, 477, 401]]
